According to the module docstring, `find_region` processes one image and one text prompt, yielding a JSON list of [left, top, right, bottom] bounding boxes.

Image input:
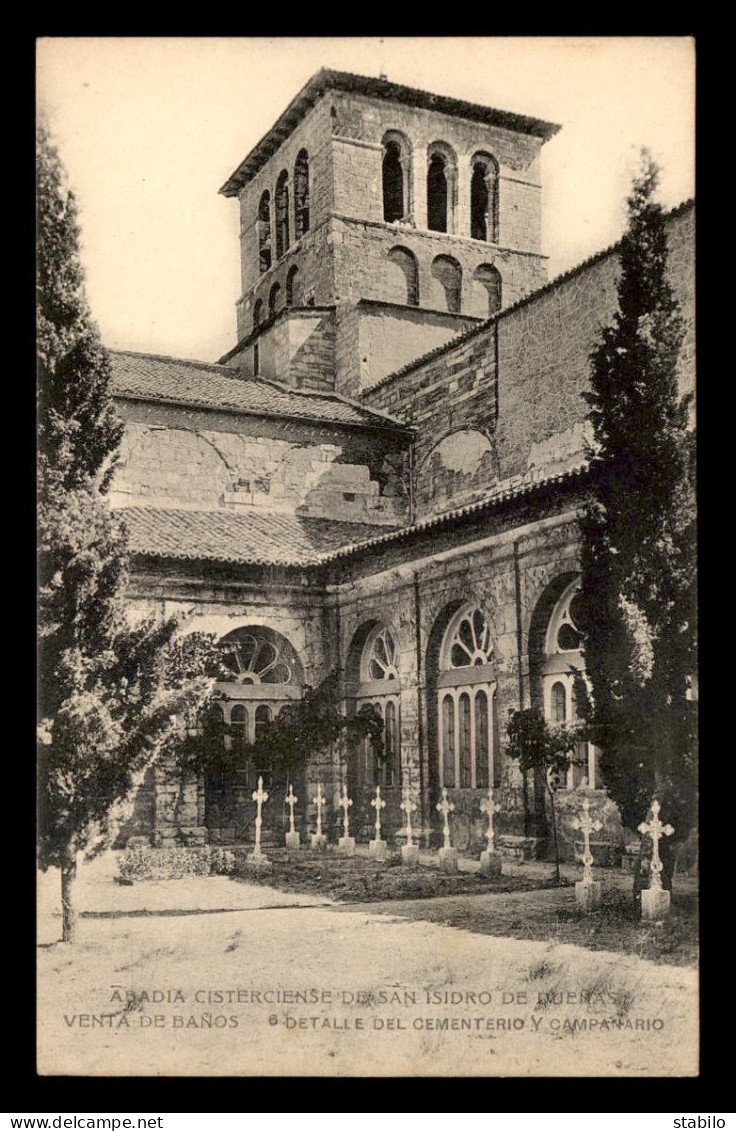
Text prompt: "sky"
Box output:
[[36, 36, 695, 363]]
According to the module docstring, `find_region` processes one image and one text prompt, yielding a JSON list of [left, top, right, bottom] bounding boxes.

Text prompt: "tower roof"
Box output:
[[220, 68, 561, 197]]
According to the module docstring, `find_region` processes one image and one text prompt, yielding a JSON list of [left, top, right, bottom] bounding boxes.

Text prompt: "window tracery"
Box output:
[[437, 604, 497, 790], [353, 624, 401, 788]]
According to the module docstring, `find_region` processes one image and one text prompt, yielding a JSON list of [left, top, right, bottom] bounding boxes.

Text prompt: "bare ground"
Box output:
[[37, 852, 698, 1077]]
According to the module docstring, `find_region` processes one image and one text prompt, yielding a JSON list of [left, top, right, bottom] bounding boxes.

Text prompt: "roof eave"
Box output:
[[219, 69, 561, 197], [111, 389, 415, 437]]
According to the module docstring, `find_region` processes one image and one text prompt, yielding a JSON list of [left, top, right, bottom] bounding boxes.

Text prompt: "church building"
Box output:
[[110, 70, 695, 858]]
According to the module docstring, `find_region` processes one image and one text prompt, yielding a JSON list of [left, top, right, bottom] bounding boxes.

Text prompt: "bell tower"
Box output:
[[219, 70, 560, 398]]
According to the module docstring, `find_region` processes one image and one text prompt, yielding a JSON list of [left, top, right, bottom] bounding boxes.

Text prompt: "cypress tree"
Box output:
[[579, 152, 696, 869], [37, 122, 218, 941]]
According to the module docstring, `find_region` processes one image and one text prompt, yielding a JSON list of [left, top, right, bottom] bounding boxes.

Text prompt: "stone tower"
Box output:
[[219, 70, 559, 397]]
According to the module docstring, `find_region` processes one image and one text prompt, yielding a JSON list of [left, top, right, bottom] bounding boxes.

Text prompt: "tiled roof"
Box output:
[[118, 506, 401, 567], [319, 463, 589, 562], [109, 350, 411, 433], [118, 463, 587, 568], [220, 70, 560, 196]]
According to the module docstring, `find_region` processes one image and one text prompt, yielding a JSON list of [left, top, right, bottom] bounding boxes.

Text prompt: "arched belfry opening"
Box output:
[[275, 170, 290, 259], [426, 144, 456, 234], [257, 191, 271, 274], [427, 154, 448, 232], [470, 153, 499, 243], [294, 149, 310, 239], [382, 132, 412, 223], [286, 264, 300, 306]]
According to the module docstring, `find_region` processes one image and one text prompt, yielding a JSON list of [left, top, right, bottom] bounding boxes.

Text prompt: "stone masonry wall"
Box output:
[[494, 202, 695, 477], [331, 503, 586, 850], [356, 302, 479, 395], [330, 216, 547, 324], [236, 223, 335, 341], [231, 87, 551, 375], [362, 320, 500, 509], [326, 89, 546, 251], [225, 309, 335, 390], [109, 400, 408, 526], [237, 99, 335, 299], [123, 495, 597, 856], [364, 202, 695, 496]]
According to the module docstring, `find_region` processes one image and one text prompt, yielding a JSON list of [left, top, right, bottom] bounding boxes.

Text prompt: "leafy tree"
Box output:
[[578, 151, 696, 874], [37, 122, 220, 941], [175, 672, 385, 782], [506, 708, 583, 883]]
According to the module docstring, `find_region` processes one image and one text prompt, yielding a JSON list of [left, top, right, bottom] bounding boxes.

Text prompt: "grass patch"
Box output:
[[371, 885, 698, 967], [232, 847, 564, 903]]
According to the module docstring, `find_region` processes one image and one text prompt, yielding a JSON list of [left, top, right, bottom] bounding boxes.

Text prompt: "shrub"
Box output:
[[117, 844, 237, 881]]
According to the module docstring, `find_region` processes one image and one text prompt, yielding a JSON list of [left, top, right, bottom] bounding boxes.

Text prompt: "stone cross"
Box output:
[[400, 792, 417, 847], [436, 787, 455, 850], [638, 799, 674, 891], [338, 785, 353, 838], [570, 797, 603, 884], [251, 776, 269, 855], [480, 786, 501, 853], [312, 783, 326, 838], [371, 785, 386, 841], [286, 783, 298, 836]]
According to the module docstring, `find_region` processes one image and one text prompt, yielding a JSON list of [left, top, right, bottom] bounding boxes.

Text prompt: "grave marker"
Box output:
[[310, 782, 327, 849], [369, 785, 388, 860], [638, 799, 674, 920], [400, 792, 419, 865], [571, 796, 603, 909], [436, 787, 458, 873], [285, 783, 300, 849], [247, 776, 271, 869], [337, 785, 355, 856], [479, 786, 502, 876]]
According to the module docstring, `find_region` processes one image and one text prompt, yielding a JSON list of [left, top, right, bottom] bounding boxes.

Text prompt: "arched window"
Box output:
[[382, 132, 411, 223], [275, 170, 289, 259], [220, 626, 302, 687], [427, 143, 456, 233], [550, 681, 567, 724], [470, 153, 499, 243], [254, 704, 272, 743], [536, 579, 600, 791], [207, 627, 304, 837], [257, 191, 272, 274], [230, 703, 248, 745], [253, 298, 263, 330], [473, 264, 502, 318], [294, 150, 310, 239], [431, 255, 462, 313], [268, 283, 281, 318], [348, 623, 402, 789], [286, 264, 300, 306], [437, 604, 497, 790], [386, 246, 419, 306]]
